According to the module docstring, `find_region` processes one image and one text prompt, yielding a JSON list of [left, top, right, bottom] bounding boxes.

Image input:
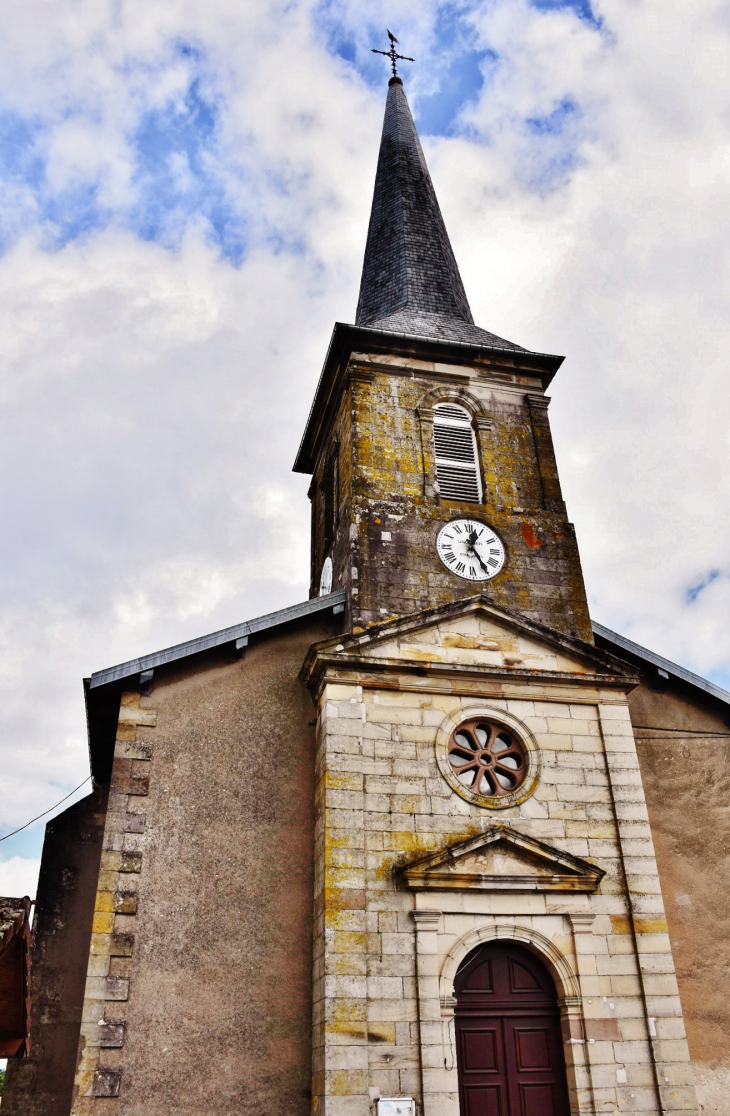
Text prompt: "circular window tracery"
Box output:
[[435, 706, 541, 810], [448, 720, 527, 797]]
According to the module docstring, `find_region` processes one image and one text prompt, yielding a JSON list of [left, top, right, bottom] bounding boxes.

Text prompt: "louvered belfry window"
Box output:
[[433, 403, 482, 502]]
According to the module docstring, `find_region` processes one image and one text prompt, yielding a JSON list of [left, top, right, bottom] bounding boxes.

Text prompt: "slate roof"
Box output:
[[88, 588, 346, 689], [355, 77, 524, 351], [84, 589, 347, 784], [593, 621, 730, 707]]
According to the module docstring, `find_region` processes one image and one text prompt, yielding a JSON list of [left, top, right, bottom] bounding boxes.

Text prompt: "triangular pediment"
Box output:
[[360, 610, 590, 673], [403, 825, 605, 893], [303, 593, 634, 685]]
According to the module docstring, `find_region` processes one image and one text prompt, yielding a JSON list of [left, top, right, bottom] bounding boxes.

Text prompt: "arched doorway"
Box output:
[[454, 940, 570, 1116]]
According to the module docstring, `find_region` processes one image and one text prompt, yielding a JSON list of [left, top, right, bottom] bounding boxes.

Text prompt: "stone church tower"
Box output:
[[299, 77, 590, 642], [5, 74, 729, 1116]]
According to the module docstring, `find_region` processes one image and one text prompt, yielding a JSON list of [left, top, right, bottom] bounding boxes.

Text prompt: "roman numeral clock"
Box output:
[[436, 519, 506, 582]]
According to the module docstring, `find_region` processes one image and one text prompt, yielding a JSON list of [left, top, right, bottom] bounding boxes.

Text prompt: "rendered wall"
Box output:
[[3, 788, 108, 1116], [629, 678, 730, 1116], [70, 611, 340, 1116]]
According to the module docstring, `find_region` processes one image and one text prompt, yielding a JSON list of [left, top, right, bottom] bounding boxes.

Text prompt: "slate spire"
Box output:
[[356, 77, 521, 350]]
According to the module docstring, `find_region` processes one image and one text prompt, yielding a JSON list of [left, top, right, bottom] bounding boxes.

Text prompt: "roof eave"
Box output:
[[89, 588, 347, 690], [84, 589, 347, 784], [592, 621, 730, 708]]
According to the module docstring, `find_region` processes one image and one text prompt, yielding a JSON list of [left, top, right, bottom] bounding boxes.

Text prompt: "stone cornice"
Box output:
[[300, 591, 639, 699], [302, 652, 638, 703], [292, 323, 563, 475]]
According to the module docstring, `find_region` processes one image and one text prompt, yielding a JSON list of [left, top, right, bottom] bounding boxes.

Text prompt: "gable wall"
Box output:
[[69, 611, 339, 1116], [357, 610, 595, 674]]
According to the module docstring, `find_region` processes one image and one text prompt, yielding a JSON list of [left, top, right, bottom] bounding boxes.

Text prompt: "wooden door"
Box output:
[[454, 941, 570, 1116]]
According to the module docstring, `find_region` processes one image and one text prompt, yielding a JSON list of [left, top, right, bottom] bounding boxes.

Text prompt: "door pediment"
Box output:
[[403, 825, 604, 893]]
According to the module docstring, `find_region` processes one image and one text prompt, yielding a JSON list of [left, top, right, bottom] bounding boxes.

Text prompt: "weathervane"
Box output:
[[372, 30, 414, 78]]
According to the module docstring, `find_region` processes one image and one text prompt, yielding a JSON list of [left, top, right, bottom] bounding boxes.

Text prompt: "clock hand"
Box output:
[[466, 530, 490, 575]]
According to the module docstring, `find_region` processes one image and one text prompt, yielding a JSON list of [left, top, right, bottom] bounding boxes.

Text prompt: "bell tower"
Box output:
[[294, 75, 592, 643]]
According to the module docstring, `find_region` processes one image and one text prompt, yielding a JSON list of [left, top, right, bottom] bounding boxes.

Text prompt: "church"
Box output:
[[3, 67, 729, 1116]]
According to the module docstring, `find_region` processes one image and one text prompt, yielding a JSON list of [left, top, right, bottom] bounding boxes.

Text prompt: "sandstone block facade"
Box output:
[[307, 349, 592, 643], [304, 599, 699, 1116]]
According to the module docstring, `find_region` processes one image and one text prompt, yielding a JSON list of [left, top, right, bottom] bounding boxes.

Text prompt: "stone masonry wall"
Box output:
[[309, 351, 593, 643], [70, 692, 156, 1115], [311, 644, 698, 1115]]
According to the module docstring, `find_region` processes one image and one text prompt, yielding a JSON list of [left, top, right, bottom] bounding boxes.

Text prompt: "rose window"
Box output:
[[448, 719, 527, 798]]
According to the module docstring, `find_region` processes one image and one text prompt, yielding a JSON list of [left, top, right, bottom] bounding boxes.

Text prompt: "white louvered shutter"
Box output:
[[432, 403, 482, 502]]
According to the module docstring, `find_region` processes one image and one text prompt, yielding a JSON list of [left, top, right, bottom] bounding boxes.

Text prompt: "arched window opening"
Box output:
[[319, 555, 333, 597], [433, 403, 481, 502], [322, 448, 339, 554]]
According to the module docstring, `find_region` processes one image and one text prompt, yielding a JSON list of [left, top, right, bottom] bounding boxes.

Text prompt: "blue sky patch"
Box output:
[[42, 183, 111, 249], [530, 0, 601, 29], [316, 1, 595, 194], [411, 5, 492, 136], [519, 95, 585, 191], [414, 47, 487, 136], [1, 822, 46, 862], [0, 111, 45, 189], [131, 78, 247, 262], [526, 97, 578, 137], [315, 2, 490, 135], [0, 52, 249, 262], [686, 568, 722, 604], [0, 4, 603, 260]]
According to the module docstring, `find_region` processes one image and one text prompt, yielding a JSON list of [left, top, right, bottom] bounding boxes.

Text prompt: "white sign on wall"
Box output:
[[377, 1100, 416, 1116]]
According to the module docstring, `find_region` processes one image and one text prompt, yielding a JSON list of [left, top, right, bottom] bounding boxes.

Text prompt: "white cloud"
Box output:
[[429, 0, 730, 675], [0, 0, 729, 845], [0, 856, 41, 900]]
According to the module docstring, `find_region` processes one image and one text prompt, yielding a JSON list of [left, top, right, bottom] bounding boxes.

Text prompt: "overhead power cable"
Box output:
[[0, 776, 92, 842]]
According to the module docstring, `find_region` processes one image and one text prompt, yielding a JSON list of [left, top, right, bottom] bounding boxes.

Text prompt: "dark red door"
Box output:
[[455, 941, 570, 1116]]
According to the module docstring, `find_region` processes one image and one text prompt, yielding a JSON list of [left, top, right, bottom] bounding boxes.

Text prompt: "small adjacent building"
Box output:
[[4, 74, 729, 1116], [0, 896, 32, 1060]]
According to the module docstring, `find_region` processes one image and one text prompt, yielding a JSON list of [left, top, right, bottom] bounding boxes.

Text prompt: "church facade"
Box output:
[[5, 75, 730, 1116]]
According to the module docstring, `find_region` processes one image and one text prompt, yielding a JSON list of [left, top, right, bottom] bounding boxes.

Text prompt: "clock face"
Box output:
[[436, 519, 506, 582]]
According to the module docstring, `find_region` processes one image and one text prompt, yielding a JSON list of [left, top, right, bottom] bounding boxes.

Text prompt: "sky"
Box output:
[[1, 0, 729, 900]]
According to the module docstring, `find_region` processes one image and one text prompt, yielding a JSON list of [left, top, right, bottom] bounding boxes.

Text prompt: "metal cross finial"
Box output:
[[372, 29, 414, 78]]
